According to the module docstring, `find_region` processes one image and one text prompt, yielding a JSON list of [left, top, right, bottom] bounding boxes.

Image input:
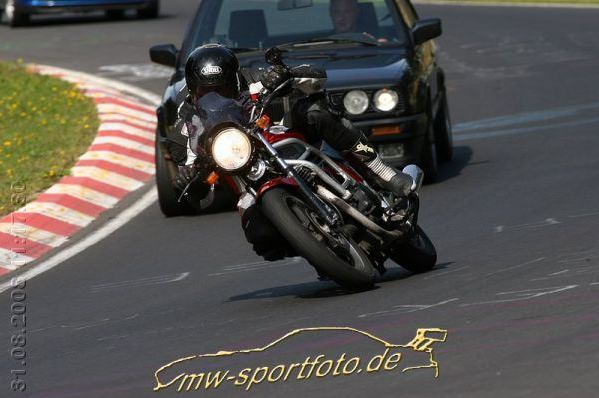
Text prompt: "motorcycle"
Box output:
[[181, 48, 437, 291]]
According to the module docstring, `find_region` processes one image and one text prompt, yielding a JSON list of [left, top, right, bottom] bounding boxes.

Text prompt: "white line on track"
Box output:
[[208, 258, 304, 276], [0, 189, 158, 294], [358, 298, 460, 318], [89, 272, 189, 293], [485, 257, 545, 277], [454, 115, 599, 142], [459, 285, 578, 306], [424, 266, 469, 279]]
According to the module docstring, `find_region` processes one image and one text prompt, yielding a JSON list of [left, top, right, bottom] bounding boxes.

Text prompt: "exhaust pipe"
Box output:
[[402, 164, 424, 193], [315, 186, 400, 240]]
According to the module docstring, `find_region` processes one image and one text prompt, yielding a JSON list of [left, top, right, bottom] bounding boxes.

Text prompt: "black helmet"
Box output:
[[185, 44, 240, 99]]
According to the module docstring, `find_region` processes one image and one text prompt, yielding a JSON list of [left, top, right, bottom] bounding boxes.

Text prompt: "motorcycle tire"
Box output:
[[390, 225, 437, 273], [261, 187, 375, 291]]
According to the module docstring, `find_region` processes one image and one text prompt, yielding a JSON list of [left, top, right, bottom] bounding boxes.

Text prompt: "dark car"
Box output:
[[1, 0, 159, 27], [150, 0, 452, 216]]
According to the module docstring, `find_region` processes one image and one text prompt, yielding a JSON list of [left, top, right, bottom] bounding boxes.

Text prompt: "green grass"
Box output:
[[0, 61, 99, 216]]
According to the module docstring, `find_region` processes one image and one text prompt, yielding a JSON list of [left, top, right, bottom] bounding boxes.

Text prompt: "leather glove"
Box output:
[[260, 65, 291, 92], [239, 92, 255, 113], [174, 164, 199, 192], [177, 94, 195, 124]]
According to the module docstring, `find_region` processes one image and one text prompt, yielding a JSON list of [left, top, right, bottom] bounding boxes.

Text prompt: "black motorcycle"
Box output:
[[182, 49, 437, 291]]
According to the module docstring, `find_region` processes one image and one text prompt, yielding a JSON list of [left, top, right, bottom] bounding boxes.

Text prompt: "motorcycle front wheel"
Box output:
[[390, 225, 437, 273], [261, 187, 375, 291]]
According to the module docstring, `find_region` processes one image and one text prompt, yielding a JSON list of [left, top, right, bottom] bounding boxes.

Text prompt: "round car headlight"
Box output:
[[211, 127, 252, 171], [373, 89, 399, 112], [343, 90, 369, 115]]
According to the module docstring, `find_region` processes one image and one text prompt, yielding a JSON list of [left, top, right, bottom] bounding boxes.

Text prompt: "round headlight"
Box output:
[[343, 90, 369, 115], [373, 89, 399, 112], [211, 127, 252, 171]]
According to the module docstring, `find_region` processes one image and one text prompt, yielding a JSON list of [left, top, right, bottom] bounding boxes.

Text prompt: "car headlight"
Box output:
[[211, 127, 252, 171], [373, 89, 399, 112], [343, 90, 369, 115]]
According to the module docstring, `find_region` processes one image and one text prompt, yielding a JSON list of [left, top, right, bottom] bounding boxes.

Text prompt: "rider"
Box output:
[[174, 44, 413, 206]]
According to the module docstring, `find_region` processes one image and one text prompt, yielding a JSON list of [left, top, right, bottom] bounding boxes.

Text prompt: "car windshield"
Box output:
[[183, 0, 407, 59]]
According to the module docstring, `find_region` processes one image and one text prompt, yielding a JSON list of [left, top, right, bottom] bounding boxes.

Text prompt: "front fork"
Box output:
[[253, 131, 340, 227]]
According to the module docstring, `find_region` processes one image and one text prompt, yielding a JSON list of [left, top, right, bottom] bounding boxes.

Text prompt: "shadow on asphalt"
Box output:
[[433, 145, 474, 184], [226, 262, 454, 302], [1, 13, 176, 28]]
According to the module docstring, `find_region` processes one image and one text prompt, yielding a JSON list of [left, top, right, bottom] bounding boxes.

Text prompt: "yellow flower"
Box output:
[[3, 141, 11, 147]]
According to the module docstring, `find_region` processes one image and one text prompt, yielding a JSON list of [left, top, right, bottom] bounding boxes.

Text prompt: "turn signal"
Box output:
[[256, 115, 271, 129], [372, 125, 402, 136], [206, 172, 219, 185]]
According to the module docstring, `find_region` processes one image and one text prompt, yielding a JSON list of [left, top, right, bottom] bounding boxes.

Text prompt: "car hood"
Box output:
[[168, 47, 412, 100], [238, 47, 411, 90]]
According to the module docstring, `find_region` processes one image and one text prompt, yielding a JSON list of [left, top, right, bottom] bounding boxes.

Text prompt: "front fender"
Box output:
[[256, 177, 298, 200]]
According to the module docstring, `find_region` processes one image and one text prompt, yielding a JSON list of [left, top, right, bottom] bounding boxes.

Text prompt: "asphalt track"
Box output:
[[1, 2, 599, 397]]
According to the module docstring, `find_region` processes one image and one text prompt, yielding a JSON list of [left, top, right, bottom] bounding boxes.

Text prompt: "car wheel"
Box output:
[[434, 94, 453, 162], [155, 138, 195, 217], [137, 0, 159, 19], [105, 9, 125, 20], [420, 123, 439, 183], [4, 0, 30, 27]]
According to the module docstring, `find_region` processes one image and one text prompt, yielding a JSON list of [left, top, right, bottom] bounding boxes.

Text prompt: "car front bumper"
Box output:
[[352, 112, 428, 167]]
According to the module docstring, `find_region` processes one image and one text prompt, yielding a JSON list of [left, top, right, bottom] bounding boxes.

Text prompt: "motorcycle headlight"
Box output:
[[343, 90, 369, 115], [373, 89, 399, 112], [210, 127, 252, 171]]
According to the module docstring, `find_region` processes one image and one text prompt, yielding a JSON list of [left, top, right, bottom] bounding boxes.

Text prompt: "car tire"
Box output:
[[137, 0, 159, 19], [4, 0, 30, 27], [434, 94, 453, 162], [420, 123, 439, 183], [155, 138, 195, 217], [105, 9, 125, 20]]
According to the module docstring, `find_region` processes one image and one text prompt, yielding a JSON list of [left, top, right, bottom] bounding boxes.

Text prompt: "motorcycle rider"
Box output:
[[174, 44, 413, 208]]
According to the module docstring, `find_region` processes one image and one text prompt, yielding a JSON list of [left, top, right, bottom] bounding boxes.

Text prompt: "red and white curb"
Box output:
[[0, 65, 161, 277]]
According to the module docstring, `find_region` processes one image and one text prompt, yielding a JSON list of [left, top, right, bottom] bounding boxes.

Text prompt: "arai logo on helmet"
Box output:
[[201, 65, 222, 76]]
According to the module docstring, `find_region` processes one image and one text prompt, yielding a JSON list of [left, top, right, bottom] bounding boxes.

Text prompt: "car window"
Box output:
[[185, 0, 408, 57]]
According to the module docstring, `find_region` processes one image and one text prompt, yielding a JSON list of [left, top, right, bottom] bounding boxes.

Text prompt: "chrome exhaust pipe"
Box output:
[[315, 186, 400, 240], [402, 164, 424, 193]]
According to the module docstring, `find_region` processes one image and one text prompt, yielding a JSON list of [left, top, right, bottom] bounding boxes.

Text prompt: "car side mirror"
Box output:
[[150, 44, 179, 68], [411, 18, 442, 46]]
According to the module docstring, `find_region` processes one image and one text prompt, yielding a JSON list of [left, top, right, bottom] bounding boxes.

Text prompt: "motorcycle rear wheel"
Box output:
[[390, 225, 437, 273], [261, 187, 375, 291]]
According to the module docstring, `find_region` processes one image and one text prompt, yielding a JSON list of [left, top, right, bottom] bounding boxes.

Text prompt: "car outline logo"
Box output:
[[201, 66, 222, 76]]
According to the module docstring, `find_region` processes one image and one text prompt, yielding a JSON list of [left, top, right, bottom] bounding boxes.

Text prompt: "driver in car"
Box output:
[[330, 0, 386, 42], [174, 44, 412, 210], [331, 0, 360, 34]]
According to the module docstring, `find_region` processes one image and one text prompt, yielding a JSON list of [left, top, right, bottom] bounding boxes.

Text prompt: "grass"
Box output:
[[0, 60, 99, 217]]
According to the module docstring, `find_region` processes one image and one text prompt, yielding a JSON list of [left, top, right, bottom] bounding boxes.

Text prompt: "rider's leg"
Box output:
[[291, 97, 413, 197]]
